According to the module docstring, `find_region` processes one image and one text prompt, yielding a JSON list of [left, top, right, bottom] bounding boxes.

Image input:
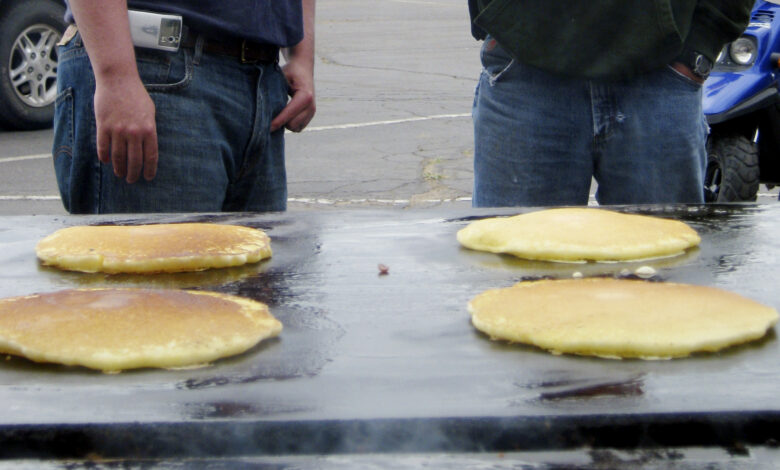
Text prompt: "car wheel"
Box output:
[[0, 0, 66, 130], [704, 134, 760, 202]]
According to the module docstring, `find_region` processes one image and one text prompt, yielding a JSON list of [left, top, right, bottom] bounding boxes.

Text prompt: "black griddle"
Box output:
[[0, 205, 779, 465]]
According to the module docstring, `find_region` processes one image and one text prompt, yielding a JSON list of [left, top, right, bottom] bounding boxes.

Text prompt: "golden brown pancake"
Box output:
[[457, 208, 700, 262], [36, 223, 272, 273], [0, 288, 281, 372], [468, 278, 778, 359]]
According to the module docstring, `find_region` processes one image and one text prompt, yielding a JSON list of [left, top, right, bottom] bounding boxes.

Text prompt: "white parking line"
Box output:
[[303, 113, 471, 132], [0, 195, 60, 200], [3, 193, 778, 205], [3, 114, 776, 205], [1, 114, 473, 164], [387, 0, 459, 6], [288, 196, 473, 206], [0, 154, 50, 164]]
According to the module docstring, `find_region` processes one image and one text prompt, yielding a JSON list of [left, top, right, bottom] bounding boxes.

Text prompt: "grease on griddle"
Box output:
[[528, 375, 646, 401]]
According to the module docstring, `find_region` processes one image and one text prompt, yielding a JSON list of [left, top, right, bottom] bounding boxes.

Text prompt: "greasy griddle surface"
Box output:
[[0, 205, 778, 454]]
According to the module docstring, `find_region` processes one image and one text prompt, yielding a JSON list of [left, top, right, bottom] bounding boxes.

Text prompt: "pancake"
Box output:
[[457, 208, 700, 262], [468, 278, 778, 359], [0, 288, 281, 372], [36, 223, 272, 274]]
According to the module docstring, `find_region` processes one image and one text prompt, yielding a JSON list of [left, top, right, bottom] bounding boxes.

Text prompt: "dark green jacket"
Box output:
[[469, 0, 754, 79]]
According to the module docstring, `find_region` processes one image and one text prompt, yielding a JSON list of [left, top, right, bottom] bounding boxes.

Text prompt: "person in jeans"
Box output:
[[53, 0, 315, 213], [468, 1, 754, 206]]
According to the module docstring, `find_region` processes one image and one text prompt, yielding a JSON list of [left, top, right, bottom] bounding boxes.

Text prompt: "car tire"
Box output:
[[704, 134, 760, 202], [0, 0, 66, 130]]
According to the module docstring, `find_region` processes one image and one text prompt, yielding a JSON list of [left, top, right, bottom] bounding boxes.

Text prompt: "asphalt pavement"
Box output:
[[0, 0, 478, 215], [0, 0, 777, 215]]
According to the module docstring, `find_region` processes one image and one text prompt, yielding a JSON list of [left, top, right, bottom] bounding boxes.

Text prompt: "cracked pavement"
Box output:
[[0, 0, 481, 214], [285, 0, 479, 210]]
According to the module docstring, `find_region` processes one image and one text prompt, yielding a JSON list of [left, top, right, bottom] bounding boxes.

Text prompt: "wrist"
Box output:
[[673, 48, 712, 81], [92, 55, 141, 86]]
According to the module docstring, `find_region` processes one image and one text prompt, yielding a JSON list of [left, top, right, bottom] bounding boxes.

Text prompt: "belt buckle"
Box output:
[[240, 39, 258, 64]]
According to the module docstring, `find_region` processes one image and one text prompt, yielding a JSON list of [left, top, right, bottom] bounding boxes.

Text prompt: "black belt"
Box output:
[[180, 28, 279, 64]]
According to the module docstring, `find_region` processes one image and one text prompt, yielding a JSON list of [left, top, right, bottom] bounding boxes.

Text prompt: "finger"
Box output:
[[271, 91, 313, 132], [125, 135, 143, 184], [286, 107, 315, 133], [96, 127, 111, 164], [270, 105, 295, 133], [143, 129, 159, 181], [110, 132, 128, 179]]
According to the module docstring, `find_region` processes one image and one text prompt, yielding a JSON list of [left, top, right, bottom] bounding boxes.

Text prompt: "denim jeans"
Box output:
[[53, 32, 289, 213], [472, 38, 708, 207]]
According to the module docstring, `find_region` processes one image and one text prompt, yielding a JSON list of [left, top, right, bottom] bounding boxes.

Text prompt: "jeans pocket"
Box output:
[[56, 32, 88, 64], [480, 36, 515, 85], [664, 65, 703, 90], [137, 48, 193, 92], [269, 63, 290, 117]]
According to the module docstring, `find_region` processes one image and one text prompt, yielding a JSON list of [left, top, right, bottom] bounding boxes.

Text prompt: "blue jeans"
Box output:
[[472, 38, 708, 207], [53, 32, 289, 213]]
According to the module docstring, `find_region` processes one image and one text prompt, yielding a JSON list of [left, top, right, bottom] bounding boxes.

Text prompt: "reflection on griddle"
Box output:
[[184, 400, 315, 419], [465, 246, 701, 280], [37, 260, 269, 289], [528, 375, 645, 401], [180, 363, 302, 391]]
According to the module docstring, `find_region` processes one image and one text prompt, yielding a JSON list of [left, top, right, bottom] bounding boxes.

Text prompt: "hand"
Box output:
[[671, 62, 706, 85], [270, 57, 316, 133], [94, 76, 158, 183]]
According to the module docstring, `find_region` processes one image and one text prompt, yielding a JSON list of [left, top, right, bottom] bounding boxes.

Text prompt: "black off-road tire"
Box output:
[[0, 0, 66, 130], [704, 134, 760, 202]]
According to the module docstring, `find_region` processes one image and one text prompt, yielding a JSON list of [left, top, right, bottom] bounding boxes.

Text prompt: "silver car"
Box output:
[[0, 0, 66, 130]]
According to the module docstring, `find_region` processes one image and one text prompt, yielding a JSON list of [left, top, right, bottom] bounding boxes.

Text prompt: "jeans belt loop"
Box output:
[[240, 39, 258, 64]]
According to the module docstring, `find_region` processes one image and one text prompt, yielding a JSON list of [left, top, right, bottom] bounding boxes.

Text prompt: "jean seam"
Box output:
[[53, 88, 74, 210], [237, 65, 269, 181], [144, 49, 194, 92], [487, 58, 515, 86]]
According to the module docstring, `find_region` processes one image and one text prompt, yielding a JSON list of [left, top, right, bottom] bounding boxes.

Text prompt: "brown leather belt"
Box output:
[[180, 28, 279, 64]]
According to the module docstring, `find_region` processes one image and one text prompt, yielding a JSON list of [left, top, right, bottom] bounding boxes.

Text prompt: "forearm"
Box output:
[[686, 0, 753, 61], [284, 0, 315, 66], [68, 0, 139, 84], [271, 0, 316, 133], [68, 0, 158, 183]]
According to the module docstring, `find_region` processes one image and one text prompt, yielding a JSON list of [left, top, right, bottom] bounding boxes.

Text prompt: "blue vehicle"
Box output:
[[703, 0, 780, 201]]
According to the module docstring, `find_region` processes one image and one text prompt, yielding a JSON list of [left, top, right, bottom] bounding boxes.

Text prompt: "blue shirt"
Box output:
[[65, 0, 304, 47]]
